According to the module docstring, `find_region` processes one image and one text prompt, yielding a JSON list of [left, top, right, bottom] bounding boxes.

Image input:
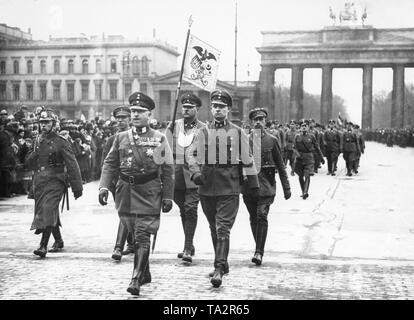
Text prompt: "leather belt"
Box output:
[[35, 166, 65, 174], [120, 172, 158, 185]]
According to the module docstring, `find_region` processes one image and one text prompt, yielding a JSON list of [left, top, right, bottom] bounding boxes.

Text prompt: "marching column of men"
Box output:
[[21, 86, 371, 295]]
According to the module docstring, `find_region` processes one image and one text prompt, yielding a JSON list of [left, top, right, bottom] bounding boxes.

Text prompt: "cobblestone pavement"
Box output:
[[1, 142, 414, 300]]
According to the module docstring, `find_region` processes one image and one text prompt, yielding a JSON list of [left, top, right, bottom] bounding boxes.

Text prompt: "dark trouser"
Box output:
[[174, 188, 199, 252], [326, 150, 340, 173], [243, 195, 274, 255], [200, 195, 239, 271], [343, 152, 356, 174]]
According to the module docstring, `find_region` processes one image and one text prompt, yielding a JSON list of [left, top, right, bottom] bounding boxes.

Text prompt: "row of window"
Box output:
[[0, 81, 147, 101], [0, 56, 149, 75]]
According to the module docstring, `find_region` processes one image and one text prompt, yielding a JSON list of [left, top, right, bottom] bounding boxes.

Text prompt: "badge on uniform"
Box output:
[[145, 148, 154, 157]]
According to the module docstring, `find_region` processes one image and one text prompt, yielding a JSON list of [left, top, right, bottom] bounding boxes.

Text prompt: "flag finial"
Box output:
[[188, 15, 193, 27]]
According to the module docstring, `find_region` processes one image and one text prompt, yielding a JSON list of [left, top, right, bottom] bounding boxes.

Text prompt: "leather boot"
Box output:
[[303, 176, 310, 199], [211, 238, 229, 288], [112, 220, 128, 260], [127, 246, 150, 296], [177, 245, 194, 258], [299, 176, 305, 195], [122, 232, 134, 255], [252, 224, 268, 266], [141, 263, 151, 286], [34, 227, 52, 258], [49, 226, 64, 253]]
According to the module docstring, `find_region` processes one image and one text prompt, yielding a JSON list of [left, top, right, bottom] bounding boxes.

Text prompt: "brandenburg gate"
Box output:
[[257, 26, 414, 128]]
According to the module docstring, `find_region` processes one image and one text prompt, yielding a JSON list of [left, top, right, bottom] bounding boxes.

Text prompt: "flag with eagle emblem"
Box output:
[[183, 34, 221, 92]]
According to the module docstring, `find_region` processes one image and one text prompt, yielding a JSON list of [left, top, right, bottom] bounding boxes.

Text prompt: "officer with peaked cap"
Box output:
[[188, 89, 259, 288], [242, 107, 291, 266], [324, 119, 343, 176], [166, 93, 205, 264], [99, 92, 174, 296], [25, 109, 83, 258], [293, 120, 324, 199], [100, 105, 135, 261]]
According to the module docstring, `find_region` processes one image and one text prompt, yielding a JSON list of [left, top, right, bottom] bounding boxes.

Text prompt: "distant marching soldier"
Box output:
[[98, 92, 174, 296], [189, 89, 259, 288], [353, 124, 365, 174], [309, 119, 322, 173], [101, 105, 135, 261], [323, 119, 343, 176], [342, 122, 361, 176], [25, 110, 83, 258], [293, 120, 324, 199], [167, 93, 205, 263], [242, 108, 291, 266], [284, 120, 298, 176]]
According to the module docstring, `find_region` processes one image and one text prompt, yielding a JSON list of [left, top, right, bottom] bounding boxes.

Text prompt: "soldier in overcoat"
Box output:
[[98, 92, 174, 296], [166, 93, 205, 263], [25, 110, 83, 258], [342, 122, 361, 176], [323, 119, 343, 176], [242, 108, 291, 266], [189, 89, 259, 288], [293, 120, 324, 199]]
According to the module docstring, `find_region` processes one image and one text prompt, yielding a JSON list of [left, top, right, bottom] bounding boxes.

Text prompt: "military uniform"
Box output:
[[189, 89, 259, 288], [284, 123, 298, 176], [242, 108, 291, 266], [102, 106, 134, 261], [293, 121, 324, 199], [25, 110, 83, 258], [324, 120, 343, 176], [354, 125, 365, 174], [166, 93, 205, 262], [342, 124, 360, 176], [99, 92, 174, 296]]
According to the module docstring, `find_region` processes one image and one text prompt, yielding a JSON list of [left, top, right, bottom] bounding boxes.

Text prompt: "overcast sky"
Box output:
[[2, 0, 414, 123]]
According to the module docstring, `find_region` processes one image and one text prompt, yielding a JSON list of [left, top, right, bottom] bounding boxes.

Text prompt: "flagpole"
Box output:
[[170, 15, 194, 134]]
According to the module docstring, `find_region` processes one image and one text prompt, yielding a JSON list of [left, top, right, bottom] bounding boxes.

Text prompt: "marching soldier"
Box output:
[[342, 122, 360, 176], [309, 119, 322, 173], [242, 108, 291, 266], [284, 121, 298, 176], [101, 105, 135, 261], [189, 89, 259, 288], [25, 110, 83, 258], [167, 93, 205, 263], [354, 124, 365, 174], [293, 120, 324, 199], [323, 119, 343, 176], [98, 92, 174, 296]]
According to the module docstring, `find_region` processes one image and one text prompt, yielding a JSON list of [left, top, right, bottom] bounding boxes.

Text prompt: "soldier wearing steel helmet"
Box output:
[[25, 109, 83, 258]]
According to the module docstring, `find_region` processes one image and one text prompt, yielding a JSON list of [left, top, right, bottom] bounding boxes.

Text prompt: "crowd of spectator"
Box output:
[[363, 128, 414, 148]]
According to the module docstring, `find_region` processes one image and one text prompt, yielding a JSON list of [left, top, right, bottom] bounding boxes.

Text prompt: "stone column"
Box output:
[[290, 66, 303, 121], [259, 64, 275, 119], [362, 65, 373, 129], [320, 65, 333, 125], [391, 65, 405, 128]]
